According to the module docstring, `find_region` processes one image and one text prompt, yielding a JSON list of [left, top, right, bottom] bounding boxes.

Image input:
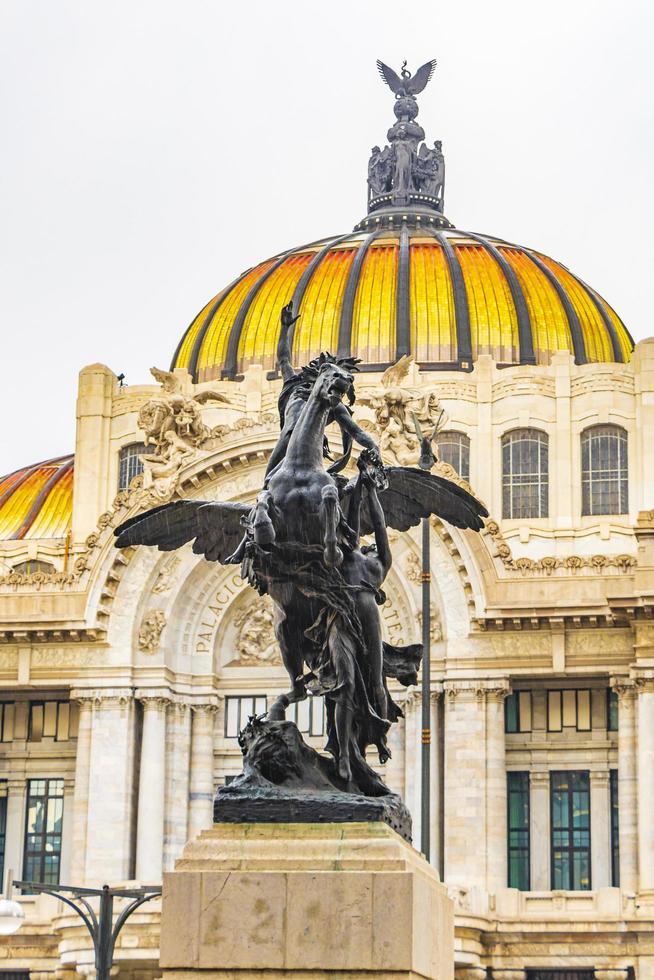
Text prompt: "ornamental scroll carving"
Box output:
[[484, 520, 636, 577]]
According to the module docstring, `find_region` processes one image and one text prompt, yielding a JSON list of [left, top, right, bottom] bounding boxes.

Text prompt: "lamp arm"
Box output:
[[35, 890, 97, 945], [109, 891, 160, 959]]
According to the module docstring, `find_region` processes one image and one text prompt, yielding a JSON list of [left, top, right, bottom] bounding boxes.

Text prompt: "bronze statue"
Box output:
[[115, 305, 487, 833]]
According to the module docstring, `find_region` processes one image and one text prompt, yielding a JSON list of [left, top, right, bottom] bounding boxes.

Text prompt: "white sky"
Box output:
[[1, 0, 653, 474]]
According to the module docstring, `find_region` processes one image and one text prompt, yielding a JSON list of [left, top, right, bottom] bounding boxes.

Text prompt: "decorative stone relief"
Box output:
[[138, 609, 166, 654], [357, 356, 447, 466], [484, 520, 636, 577], [231, 596, 281, 666], [418, 604, 442, 643], [152, 556, 181, 594], [0, 568, 76, 590]]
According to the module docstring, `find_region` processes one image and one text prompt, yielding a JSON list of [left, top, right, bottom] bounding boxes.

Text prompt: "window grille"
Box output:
[[224, 696, 267, 738], [11, 560, 55, 576], [550, 771, 591, 890], [581, 425, 628, 516], [22, 778, 64, 887], [507, 771, 530, 889], [502, 429, 549, 519], [435, 431, 470, 481], [118, 442, 146, 491]]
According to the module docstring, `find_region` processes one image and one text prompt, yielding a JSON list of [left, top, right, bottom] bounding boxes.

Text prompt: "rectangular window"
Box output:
[[547, 690, 592, 732], [28, 702, 74, 742], [507, 771, 530, 889], [224, 696, 267, 738], [610, 769, 619, 887], [288, 698, 325, 737], [550, 771, 591, 890], [23, 778, 64, 887], [0, 704, 14, 743], [607, 689, 619, 732], [505, 691, 532, 733]]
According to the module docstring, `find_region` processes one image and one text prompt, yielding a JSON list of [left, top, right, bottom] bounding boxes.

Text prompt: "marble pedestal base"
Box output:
[[159, 821, 454, 980]]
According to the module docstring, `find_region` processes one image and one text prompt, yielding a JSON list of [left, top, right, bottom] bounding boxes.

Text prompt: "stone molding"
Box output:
[[492, 971, 527, 980], [610, 676, 638, 701], [136, 690, 173, 711], [594, 971, 629, 980], [634, 672, 654, 693], [70, 687, 133, 706], [589, 770, 611, 786], [190, 699, 219, 714], [444, 679, 510, 703], [456, 968, 487, 980]]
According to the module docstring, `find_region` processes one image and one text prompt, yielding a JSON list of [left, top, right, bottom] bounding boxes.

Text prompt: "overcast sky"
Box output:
[[1, 0, 653, 473]]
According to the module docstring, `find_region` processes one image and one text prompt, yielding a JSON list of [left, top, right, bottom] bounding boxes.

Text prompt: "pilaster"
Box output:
[[69, 694, 93, 883], [164, 698, 192, 872], [635, 672, 654, 892], [611, 676, 638, 892], [530, 770, 550, 890], [590, 770, 611, 889], [5, 778, 26, 881], [135, 691, 170, 882], [188, 700, 219, 841]]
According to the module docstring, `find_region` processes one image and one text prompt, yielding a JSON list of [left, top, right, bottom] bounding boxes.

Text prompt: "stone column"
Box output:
[[187, 701, 218, 841], [84, 689, 137, 881], [637, 676, 654, 892], [486, 684, 509, 894], [135, 693, 169, 882], [530, 770, 550, 890], [590, 770, 611, 889], [69, 694, 93, 883], [4, 779, 26, 880], [612, 678, 638, 892], [163, 699, 192, 871]]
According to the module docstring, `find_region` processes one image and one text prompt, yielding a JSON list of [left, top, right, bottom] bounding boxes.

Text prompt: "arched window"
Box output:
[[435, 431, 470, 481], [502, 429, 549, 519], [581, 425, 628, 516], [118, 442, 146, 491], [12, 560, 55, 576]]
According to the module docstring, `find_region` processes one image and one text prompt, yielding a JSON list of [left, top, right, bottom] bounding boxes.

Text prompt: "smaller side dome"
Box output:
[[0, 455, 74, 541]]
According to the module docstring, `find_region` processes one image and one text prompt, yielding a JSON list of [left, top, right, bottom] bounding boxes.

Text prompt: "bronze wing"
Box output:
[[343, 467, 488, 534], [407, 59, 437, 95], [376, 59, 404, 95], [114, 500, 250, 562]]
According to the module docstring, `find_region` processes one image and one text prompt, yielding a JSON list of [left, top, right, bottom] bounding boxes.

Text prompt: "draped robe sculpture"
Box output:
[[115, 305, 488, 832]]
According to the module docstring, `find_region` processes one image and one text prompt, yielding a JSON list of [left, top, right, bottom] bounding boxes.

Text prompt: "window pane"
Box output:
[[581, 426, 628, 516], [57, 703, 70, 741], [577, 690, 591, 731], [550, 770, 591, 891], [69, 702, 80, 738], [225, 699, 239, 738], [507, 772, 530, 890], [505, 693, 519, 733], [118, 443, 146, 491], [562, 690, 576, 728], [436, 432, 470, 482], [43, 702, 57, 738], [610, 769, 620, 886], [30, 705, 44, 742], [518, 692, 532, 732], [548, 691, 562, 731], [2, 704, 14, 742], [502, 429, 549, 519]]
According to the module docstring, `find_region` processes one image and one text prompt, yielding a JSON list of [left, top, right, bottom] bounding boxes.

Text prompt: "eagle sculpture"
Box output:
[[376, 59, 437, 99]]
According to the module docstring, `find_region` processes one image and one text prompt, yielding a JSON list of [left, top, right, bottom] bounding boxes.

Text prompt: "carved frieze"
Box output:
[[138, 609, 166, 654]]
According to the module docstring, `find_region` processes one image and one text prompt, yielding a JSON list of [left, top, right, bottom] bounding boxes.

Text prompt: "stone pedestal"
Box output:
[[159, 822, 454, 980]]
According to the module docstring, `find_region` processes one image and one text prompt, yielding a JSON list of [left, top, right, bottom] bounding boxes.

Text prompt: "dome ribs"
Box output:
[[222, 254, 293, 379], [337, 231, 381, 361], [11, 456, 74, 540], [461, 232, 535, 365], [567, 271, 625, 363], [186, 272, 248, 382], [396, 225, 411, 359], [521, 251, 588, 364], [431, 230, 472, 368], [267, 235, 355, 379]]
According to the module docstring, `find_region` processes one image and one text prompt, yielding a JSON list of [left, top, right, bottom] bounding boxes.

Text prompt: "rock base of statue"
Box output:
[[213, 715, 412, 842], [159, 822, 454, 980]]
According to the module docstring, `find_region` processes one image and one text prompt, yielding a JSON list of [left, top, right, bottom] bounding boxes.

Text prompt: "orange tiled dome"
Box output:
[[0, 455, 73, 541], [170, 228, 633, 382]]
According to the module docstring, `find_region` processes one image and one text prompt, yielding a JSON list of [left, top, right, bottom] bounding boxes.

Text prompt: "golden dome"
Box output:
[[171, 227, 633, 381], [0, 455, 73, 541]]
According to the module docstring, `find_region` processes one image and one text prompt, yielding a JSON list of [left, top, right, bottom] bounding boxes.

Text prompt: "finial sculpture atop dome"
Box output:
[[367, 58, 446, 221]]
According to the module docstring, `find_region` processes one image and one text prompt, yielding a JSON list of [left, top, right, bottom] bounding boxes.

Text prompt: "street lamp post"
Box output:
[[12, 881, 161, 980], [411, 412, 441, 863]]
